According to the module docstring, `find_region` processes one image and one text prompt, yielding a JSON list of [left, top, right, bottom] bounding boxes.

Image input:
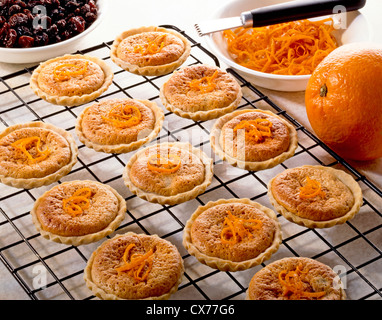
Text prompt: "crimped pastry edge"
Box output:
[[182, 198, 282, 272], [29, 54, 114, 107], [122, 142, 214, 205], [267, 165, 363, 229], [0, 121, 78, 189], [110, 26, 191, 76], [83, 232, 184, 300], [29, 180, 127, 246], [210, 109, 298, 171], [75, 99, 164, 154], [159, 65, 243, 121]]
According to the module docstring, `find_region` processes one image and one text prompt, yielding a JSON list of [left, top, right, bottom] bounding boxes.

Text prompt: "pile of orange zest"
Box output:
[[234, 119, 273, 143], [278, 264, 326, 299], [222, 18, 337, 75], [189, 70, 219, 93], [133, 34, 167, 55], [115, 243, 154, 282], [220, 210, 262, 245], [11, 136, 51, 164], [147, 153, 181, 174], [62, 187, 92, 217], [53, 61, 89, 81], [102, 104, 142, 128], [299, 176, 326, 199]]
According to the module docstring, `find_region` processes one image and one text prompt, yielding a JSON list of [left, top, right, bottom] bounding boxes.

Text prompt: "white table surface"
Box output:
[[0, 0, 381, 300]]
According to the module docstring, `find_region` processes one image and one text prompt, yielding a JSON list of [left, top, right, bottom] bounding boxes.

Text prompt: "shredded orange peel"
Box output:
[[189, 70, 219, 93], [102, 104, 142, 128], [62, 187, 92, 217], [133, 34, 167, 55], [278, 263, 326, 299], [11, 136, 51, 164], [234, 118, 273, 143], [115, 243, 154, 282], [53, 61, 89, 81], [222, 18, 338, 75], [299, 176, 326, 199], [147, 153, 181, 174], [220, 210, 262, 245]]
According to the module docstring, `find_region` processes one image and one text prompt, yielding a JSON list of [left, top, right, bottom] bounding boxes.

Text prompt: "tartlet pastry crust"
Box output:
[[30, 180, 126, 246], [75, 98, 164, 153], [268, 165, 363, 229], [183, 198, 282, 272], [110, 26, 191, 76], [0, 121, 78, 189], [210, 109, 298, 171], [160, 64, 242, 121], [84, 232, 184, 300], [246, 257, 346, 300], [30, 54, 114, 107], [123, 142, 213, 205]]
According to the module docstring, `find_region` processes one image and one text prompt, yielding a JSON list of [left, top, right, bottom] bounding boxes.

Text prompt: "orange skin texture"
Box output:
[[305, 43, 382, 161]]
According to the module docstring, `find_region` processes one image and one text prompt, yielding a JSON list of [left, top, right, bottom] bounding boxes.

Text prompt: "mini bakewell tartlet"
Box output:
[[123, 142, 213, 205], [30, 54, 114, 107], [75, 98, 164, 153], [268, 165, 363, 229], [0, 121, 78, 189], [84, 232, 184, 300], [110, 26, 191, 76], [183, 198, 282, 272], [30, 180, 126, 246], [210, 109, 298, 171]]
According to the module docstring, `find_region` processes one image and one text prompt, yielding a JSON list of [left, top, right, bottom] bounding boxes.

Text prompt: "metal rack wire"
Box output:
[[0, 25, 381, 300]]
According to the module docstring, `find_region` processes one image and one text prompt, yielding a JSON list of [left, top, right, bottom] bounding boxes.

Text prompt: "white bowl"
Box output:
[[205, 0, 372, 92], [0, 0, 106, 64]]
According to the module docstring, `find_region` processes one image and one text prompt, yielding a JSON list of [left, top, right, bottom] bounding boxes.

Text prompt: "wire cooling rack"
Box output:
[[0, 25, 381, 300]]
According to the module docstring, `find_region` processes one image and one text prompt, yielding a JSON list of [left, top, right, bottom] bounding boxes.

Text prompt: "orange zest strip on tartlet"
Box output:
[[189, 70, 219, 93], [133, 34, 167, 55], [62, 187, 92, 217], [11, 136, 51, 164], [234, 119, 273, 143], [102, 104, 142, 128], [115, 243, 154, 282], [220, 210, 262, 245], [53, 61, 89, 81], [222, 18, 337, 75], [147, 153, 181, 174], [278, 264, 326, 299], [299, 176, 326, 199]]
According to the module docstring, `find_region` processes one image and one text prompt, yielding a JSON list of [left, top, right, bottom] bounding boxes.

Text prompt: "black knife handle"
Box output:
[[247, 0, 366, 28]]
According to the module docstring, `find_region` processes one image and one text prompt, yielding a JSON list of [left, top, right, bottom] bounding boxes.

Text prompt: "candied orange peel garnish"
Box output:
[[189, 70, 219, 93], [133, 34, 167, 55], [53, 61, 89, 81], [147, 153, 181, 174], [278, 263, 326, 299], [11, 136, 51, 164], [115, 243, 154, 282], [220, 210, 262, 245], [299, 176, 326, 199], [62, 187, 92, 217], [234, 118, 273, 143], [102, 104, 142, 128]]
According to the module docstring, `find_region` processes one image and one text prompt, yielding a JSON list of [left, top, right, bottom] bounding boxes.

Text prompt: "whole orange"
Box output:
[[305, 42, 382, 161]]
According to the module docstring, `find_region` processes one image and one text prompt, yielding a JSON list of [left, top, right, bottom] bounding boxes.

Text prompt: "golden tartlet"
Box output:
[[123, 142, 213, 205], [268, 165, 363, 229], [84, 232, 184, 300], [183, 198, 282, 272], [75, 98, 164, 153], [110, 26, 191, 76], [30, 180, 126, 246], [0, 121, 78, 189], [30, 54, 114, 106], [246, 257, 346, 300], [160, 64, 242, 121], [210, 109, 298, 171]]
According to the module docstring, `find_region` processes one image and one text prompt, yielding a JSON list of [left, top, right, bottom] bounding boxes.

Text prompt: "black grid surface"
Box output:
[[0, 25, 381, 300]]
